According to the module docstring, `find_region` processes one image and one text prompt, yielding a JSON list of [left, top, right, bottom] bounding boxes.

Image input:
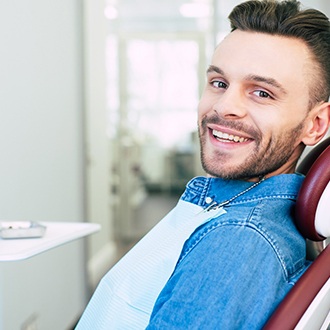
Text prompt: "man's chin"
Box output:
[[201, 160, 262, 181], [202, 163, 241, 180]]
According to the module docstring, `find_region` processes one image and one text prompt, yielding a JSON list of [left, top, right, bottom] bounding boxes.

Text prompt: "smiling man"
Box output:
[[76, 1, 330, 329], [199, 30, 329, 181], [146, 1, 330, 328]]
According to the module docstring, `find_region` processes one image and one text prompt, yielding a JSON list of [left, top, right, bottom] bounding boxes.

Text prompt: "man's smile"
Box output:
[[212, 129, 249, 143]]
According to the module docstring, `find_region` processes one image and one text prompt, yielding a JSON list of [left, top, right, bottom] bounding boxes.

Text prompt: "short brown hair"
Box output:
[[229, 0, 330, 105]]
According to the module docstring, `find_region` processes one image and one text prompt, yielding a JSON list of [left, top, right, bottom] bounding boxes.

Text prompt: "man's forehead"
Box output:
[[211, 30, 315, 84], [214, 29, 309, 56]]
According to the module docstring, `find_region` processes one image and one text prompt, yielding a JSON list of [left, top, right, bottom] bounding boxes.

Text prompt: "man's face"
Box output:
[[198, 30, 317, 181]]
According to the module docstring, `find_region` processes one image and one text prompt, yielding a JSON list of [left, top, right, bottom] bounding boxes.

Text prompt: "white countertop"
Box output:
[[0, 222, 100, 261]]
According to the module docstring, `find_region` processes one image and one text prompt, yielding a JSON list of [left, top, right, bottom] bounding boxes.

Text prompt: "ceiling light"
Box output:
[[179, 3, 211, 18], [104, 5, 118, 20]]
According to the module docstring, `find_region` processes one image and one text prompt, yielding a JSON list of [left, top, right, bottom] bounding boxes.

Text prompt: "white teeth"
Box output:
[[212, 129, 248, 143]]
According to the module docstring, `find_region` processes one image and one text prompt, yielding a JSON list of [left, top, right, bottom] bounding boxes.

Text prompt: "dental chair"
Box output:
[[264, 136, 330, 330]]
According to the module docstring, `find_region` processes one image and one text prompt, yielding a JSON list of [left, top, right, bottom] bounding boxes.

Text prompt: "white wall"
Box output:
[[0, 1, 88, 329]]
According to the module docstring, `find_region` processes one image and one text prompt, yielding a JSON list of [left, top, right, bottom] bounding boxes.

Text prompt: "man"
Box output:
[[76, 1, 330, 329]]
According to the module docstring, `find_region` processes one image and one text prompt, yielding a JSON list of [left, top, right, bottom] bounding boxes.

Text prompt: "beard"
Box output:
[[198, 114, 306, 180]]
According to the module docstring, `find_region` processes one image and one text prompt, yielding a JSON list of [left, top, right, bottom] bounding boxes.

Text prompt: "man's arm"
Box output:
[[147, 224, 297, 329]]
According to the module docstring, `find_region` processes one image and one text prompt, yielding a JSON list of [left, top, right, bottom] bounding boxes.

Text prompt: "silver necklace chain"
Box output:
[[205, 176, 266, 212]]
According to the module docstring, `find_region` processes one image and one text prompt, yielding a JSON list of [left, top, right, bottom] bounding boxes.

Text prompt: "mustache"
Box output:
[[200, 114, 262, 140]]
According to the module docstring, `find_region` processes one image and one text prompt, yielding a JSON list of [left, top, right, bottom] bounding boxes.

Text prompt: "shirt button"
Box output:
[[205, 197, 213, 204]]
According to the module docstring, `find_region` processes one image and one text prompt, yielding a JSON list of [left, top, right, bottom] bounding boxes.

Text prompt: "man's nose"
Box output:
[[212, 87, 247, 119]]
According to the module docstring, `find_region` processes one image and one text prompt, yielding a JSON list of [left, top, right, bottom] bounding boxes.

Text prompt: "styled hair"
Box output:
[[228, 0, 330, 105]]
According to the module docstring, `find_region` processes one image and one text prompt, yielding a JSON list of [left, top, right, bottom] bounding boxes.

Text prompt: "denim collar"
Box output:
[[184, 173, 305, 208]]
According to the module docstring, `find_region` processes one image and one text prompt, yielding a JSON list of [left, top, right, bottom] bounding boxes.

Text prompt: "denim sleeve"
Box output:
[[146, 224, 294, 330]]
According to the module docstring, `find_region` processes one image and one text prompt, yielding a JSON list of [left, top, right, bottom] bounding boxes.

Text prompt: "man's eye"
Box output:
[[255, 90, 271, 98], [211, 80, 227, 89]]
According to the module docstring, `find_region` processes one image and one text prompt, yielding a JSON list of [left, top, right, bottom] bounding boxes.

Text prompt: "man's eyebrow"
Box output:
[[206, 65, 224, 75], [245, 74, 287, 94]]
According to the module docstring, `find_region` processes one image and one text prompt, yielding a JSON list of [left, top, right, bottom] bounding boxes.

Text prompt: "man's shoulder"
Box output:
[[248, 198, 306, 279], [180, 196, 306, 281]]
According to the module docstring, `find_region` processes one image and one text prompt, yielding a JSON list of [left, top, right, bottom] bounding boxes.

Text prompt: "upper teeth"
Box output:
[[212, 130, 248, 143]]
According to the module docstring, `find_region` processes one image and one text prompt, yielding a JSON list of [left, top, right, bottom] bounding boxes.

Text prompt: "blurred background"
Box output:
[[0, 0, 329, 329]]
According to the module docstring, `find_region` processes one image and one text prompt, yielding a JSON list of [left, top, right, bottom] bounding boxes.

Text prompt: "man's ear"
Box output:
[[302, 101, 330, 146]]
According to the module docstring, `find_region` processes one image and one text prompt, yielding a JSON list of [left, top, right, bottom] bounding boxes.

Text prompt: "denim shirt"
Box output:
[[76, 174, 306, 330], [146, 174, 307, 329]]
